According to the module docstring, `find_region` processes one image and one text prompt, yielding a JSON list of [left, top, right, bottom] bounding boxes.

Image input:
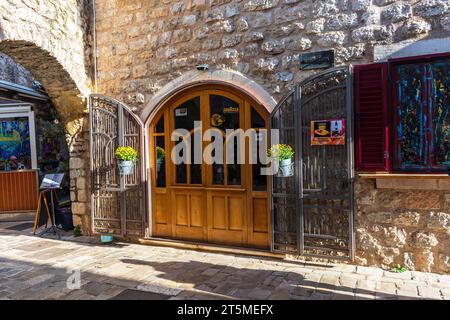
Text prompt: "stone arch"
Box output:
[[0, 1, 93, 231], [0, 41, 86, 136], [0, 0, 92, 137], [141, 69, 277, 124]]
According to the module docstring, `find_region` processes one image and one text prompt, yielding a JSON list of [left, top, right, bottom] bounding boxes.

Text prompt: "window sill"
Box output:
[[357, 173, 450, 190]]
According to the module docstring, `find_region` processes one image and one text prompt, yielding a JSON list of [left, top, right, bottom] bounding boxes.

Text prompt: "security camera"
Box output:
[[196, 64, 209, 71]]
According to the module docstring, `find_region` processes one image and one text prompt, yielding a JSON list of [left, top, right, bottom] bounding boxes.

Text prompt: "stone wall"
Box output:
[[0, 52, 35, 87], [355, 178, 450, 274], [90, 0, 450, 272], [94, 0, 449, 110]]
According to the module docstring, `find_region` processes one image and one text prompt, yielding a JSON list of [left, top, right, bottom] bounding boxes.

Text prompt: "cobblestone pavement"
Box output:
[[0, 221, 449, 300]]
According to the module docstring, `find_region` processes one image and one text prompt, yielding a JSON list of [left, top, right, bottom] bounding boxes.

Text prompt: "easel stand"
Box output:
[[33, 189, 62, 239]]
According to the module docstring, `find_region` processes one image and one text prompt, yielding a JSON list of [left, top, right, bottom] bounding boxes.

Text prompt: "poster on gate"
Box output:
[[310, 119, 345, 145]]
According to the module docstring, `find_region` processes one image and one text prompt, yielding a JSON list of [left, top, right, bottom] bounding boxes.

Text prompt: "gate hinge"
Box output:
[[384, 151, 390, 159]]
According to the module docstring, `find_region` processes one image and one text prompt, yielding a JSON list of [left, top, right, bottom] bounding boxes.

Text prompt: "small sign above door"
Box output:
[[175, 108, 187, 116], [300, 50, 334, 70], [311, 119, 345, 145]]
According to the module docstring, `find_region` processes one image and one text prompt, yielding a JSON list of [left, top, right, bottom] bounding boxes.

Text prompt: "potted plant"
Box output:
[[269, 144, 295, 177], [156, 146, 165, 172], [115, 146, 138, 175]]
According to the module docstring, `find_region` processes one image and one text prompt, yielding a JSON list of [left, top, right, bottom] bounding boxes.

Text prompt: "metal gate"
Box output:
[[271, 67, 355, 260], [89, 94, 146, 238]]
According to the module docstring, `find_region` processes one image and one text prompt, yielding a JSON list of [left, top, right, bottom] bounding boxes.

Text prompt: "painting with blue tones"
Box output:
[[395, 58, 449, 171], [0, 117, 31, 170]]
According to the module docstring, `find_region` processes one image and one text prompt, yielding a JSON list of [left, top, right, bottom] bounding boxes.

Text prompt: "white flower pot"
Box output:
[[277, 158, 294, 177], [118, 160, 134, 175]]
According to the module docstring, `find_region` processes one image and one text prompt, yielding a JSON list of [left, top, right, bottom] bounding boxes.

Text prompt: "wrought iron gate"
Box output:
[[271, 67, 355, 260], [89, 94, 146, 238]]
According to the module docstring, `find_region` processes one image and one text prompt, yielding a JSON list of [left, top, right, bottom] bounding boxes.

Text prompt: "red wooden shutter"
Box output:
[[354, 63, 390, 171]]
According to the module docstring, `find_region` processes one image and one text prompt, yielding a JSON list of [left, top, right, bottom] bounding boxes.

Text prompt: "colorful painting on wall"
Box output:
[[310, 119, 345, 145], [395, 58, 449, 170], [0, 117, 31, 170]]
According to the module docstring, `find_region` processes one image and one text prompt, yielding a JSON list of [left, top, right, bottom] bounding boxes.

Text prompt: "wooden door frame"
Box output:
[[147, 83, 270, 247]]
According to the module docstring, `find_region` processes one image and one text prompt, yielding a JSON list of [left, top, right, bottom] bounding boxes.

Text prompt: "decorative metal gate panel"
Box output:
[[89, 94, 146, 238], [271, 67, 355, 260]]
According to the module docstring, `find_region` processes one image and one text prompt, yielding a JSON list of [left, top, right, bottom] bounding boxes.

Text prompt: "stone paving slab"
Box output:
[[0, 223, 448, 300]]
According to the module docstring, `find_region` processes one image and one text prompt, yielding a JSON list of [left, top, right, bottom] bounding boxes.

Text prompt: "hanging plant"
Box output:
[[268, 144, 295, 177], [115, 146, 138, 175]]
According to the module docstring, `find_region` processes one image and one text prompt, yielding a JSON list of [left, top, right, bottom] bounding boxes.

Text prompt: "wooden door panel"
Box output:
[[207, 191, 246, 246], [247, 196, 270, 248], [229, 196, 244, 231], [175, 194, 188, 226], [190, 194, 204, 227], [252, 197, 268, 233], [171, 189, 206, 241], [211, 195, 226, 230], [153, 191, 171, 237]]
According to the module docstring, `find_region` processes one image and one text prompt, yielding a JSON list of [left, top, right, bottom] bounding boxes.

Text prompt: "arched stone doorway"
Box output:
[[147, 81, 273, 249]]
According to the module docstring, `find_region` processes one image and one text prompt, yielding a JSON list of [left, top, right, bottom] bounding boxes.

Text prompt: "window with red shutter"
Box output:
[[354, 63, 390, 171]]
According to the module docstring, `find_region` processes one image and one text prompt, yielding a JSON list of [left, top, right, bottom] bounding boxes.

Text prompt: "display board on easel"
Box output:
[[33, 173, 64, 238]]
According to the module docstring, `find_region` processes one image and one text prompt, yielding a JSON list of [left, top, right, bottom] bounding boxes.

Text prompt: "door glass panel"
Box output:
[[155, 136, 166, 187], [154, 115, 164, 133], [174, 97, 201, 184], [227, 141, 241, 185], [174, 97, 200, 131], [212, 163, 225, 185], [210, 95, 241, 185], [252, 131, 267, 191], [210, 95, 240, 131], [191, 132, 202, 184], [175, 155, 187, 184], [251, 107, 266, 128]]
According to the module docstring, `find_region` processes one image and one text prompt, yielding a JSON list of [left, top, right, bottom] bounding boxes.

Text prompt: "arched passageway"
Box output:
[[0, 0, 92, 228]]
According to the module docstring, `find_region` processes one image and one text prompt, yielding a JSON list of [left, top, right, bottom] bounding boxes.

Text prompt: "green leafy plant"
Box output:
[[393, 264, 408, 273], [115, 146, 138, 162], [268, 144, 294, 161], [73, 225, 82, 237], [156, 146, 165, 160]]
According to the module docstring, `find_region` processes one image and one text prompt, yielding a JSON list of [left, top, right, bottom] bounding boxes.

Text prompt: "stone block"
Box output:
[[76, 177, 86, 190], [401, 192, 440, 210], [70, 157, 85, 169], [376, 178, 438, 190], [77, 189, 88, 202], [72, 202, 87, 215]]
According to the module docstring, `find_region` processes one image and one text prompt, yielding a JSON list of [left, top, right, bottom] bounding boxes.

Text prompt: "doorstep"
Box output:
[[139, 237, 286, 259]]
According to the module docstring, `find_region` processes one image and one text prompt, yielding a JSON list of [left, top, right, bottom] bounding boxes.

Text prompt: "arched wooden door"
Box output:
[[149, 86, 270, 248]]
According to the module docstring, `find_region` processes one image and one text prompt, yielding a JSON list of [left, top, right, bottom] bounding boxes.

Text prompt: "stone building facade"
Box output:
[[91, 0, 450, 273], [1, 0, 449, 273]]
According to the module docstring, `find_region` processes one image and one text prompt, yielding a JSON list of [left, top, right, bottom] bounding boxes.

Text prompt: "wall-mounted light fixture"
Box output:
[[196, 64, 209, 71]]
